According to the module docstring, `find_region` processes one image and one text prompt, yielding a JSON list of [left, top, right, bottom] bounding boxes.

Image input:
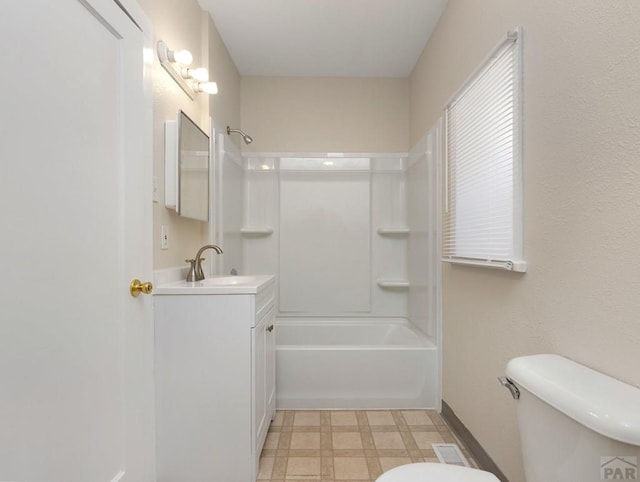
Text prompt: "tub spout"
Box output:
[[186, 244, 223, 282]]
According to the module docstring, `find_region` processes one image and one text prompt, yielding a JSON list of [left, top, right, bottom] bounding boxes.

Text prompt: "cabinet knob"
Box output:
[[266, 324, 274, 332]]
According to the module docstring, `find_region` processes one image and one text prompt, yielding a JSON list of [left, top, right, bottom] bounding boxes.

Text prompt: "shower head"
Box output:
[[226, 126, 253, 145]]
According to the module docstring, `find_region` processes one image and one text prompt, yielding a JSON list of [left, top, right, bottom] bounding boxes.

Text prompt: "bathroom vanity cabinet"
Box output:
[[154, 275, 276, 482]]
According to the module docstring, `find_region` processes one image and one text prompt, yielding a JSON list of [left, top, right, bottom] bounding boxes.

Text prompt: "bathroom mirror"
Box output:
[[165, 110, 210, 221], [177, 111, 209, 221]]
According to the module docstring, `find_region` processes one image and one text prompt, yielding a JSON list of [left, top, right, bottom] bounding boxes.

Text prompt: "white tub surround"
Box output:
[[276, 319, 438, 409], [242, 153, 415, 319], [407, 124, 442, 341], [211, 133, 245, 277], [240, 148, 441, 410]]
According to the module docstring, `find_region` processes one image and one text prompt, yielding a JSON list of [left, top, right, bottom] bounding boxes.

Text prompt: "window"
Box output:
[[443, 29, 526, 272]]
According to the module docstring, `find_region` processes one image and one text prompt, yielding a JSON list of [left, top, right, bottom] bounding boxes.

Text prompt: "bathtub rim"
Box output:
[[275, 317, 436, 349]]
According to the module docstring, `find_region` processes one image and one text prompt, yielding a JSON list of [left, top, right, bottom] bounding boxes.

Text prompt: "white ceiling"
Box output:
[[197, 0, 448, 78]]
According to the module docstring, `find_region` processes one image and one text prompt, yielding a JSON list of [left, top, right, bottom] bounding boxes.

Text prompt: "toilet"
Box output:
[[376, 354, 640, 482], [376, 462, 499, 482]]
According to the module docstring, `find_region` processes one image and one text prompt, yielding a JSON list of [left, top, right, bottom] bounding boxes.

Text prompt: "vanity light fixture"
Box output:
[[157, 40, 217, 100]]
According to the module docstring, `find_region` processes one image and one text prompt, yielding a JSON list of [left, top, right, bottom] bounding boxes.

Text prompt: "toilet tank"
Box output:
[[506, 354, 640, 482]]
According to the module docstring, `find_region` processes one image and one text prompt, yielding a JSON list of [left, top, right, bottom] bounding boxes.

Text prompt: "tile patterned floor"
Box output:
[[258, 410, 477, 481]]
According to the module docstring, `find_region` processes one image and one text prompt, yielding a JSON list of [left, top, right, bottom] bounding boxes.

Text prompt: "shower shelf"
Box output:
[[240, 227, 274, 236], [376, 227, 410, 235], [376, 279, 410, 288]]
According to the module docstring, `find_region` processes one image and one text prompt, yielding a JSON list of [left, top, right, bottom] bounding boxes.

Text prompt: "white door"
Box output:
[[0, 0, 153, 481]]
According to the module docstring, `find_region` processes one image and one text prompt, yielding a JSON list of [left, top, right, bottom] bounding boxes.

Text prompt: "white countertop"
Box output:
[[154, 275, 275, 295]]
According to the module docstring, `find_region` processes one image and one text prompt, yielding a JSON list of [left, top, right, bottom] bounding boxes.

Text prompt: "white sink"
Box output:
[[199, 276, 259, 286], [154, 274, 275, 295]]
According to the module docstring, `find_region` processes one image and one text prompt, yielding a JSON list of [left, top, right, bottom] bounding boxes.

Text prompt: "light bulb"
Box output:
[[182, 67, 209, 82], [190, 67, 209, 82], [195, 81, 218, 95], [169, 49, 193, 65]]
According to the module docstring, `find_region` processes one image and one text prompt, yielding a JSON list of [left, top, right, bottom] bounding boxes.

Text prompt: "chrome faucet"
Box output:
[[186, 244, 223, 282]]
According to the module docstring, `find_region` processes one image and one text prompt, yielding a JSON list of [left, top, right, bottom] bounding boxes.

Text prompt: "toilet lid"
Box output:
[[376, 463, 500, 482]]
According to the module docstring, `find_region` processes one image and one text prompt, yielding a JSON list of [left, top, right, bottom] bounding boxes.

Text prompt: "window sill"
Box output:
[[442, 257, 527, 273]]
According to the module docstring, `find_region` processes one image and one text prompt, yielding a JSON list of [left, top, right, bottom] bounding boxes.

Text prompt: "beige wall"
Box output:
[[205, 14, 243, 274], [205, 15, 241, 139], [410, 1, 640, 481], [139, 0, 240, 269], [241, 77, 409, 152]]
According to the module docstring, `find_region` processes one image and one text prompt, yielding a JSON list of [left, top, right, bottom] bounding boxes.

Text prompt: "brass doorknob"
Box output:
[[130, 279, 153, 297]]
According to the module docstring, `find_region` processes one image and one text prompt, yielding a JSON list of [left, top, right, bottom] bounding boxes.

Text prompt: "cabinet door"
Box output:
[[252, 310, 268, 459], [265, 308, 276, 419], [253, 305, 276, 465]]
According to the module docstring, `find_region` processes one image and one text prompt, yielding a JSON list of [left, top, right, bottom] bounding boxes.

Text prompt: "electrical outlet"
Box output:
[[160, 225, 169, 250]]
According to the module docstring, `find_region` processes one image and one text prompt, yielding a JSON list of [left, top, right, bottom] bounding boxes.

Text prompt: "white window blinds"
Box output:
[[443, 29, 526, 272]]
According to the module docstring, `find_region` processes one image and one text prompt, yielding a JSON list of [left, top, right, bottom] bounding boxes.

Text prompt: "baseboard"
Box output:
[[441, 401, 510, 482]]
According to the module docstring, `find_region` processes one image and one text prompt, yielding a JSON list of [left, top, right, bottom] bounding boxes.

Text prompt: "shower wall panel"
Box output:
[[370, 158, 409, 317], [407, 121, 441, 339], [242, 157, 279, 280], [279, 170, 371, 315], [217, 135, 244, 276]]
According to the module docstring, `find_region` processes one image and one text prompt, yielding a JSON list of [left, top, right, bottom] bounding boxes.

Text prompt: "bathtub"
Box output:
[[276, 319, 439, 409]]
